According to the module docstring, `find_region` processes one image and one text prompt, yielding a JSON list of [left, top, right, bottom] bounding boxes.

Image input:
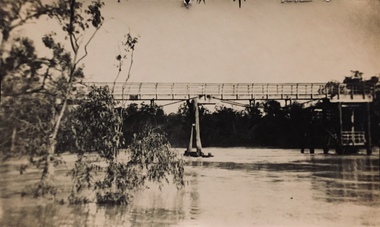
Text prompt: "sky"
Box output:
[[75, 0, 380, 84]]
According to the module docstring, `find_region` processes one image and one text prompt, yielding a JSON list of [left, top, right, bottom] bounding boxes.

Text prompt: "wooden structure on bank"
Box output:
[[79, 81, 375, 155], [303, 99, 373, 155]]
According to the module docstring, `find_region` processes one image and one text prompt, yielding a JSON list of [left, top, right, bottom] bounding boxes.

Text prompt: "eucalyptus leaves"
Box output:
[[69, 86, 184, 205]]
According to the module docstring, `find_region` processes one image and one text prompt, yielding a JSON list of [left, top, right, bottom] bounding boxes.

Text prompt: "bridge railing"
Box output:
[[78, 82, 374, 101], [119, 82, 330, 100], [341, 131, 366, 146]]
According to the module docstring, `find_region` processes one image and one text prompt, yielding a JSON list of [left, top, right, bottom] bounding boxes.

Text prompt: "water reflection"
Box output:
[[187, 152, 380, 206], [309, 156, 380, 205], [188, 172, 201, 219]]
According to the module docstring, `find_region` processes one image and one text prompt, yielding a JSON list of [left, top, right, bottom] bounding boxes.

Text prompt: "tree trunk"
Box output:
[[44, 98, 68, 185], [10, 128, 16, 152]]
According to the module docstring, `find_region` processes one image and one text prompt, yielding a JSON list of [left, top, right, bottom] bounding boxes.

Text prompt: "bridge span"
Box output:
[[78, 81, 375, 155], [81, 82, 374, 102]]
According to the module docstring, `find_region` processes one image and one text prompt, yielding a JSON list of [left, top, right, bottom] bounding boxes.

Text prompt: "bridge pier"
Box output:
[[301, 108, 315, 154], [186, 97, 202, 156], [365, 102, 372, 155]]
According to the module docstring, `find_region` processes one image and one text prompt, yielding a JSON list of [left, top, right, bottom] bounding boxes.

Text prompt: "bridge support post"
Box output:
[[194, 97, 203, 156], [249, 99, 255, 107], [187, 124, 194, 152], [322, 100, 330, 154], [366, 102, 372, 155], [300, 109, 315, 154], [186, 97, 202, 156], [309, 117, 315, 154], [336, 102, 344, 155]]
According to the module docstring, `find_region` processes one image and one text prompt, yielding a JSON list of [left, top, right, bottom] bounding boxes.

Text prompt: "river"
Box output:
[[0, 148, 379, 227]]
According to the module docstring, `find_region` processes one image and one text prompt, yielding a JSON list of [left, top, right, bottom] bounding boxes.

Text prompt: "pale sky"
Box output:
[[80, 0, 380, 84], [23, 0, 380, 84]]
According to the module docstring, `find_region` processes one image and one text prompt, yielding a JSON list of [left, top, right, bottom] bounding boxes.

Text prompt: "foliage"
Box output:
[[94, 128, 184, 205], [128, 128, 184, 189], [122, 102, 165, 146], [113, 33, 138, 93], [69, 86, 184, 205], [72, 85, 122, 159], [0, 0, 105, 197], [343, 70, 379, 94]]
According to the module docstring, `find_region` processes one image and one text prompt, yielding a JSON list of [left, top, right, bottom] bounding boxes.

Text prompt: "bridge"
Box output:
[[78, 81, 375, 156], [80, 82, 374, 103]]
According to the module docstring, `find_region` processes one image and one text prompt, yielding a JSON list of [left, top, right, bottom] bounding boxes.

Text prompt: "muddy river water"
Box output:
[[0, 148, 379, 226]]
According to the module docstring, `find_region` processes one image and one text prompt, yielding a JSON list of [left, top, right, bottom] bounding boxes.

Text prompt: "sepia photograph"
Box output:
[[0, 0, 379, 226]]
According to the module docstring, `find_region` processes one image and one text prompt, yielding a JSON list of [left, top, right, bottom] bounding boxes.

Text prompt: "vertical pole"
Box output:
[[194, 97, 203, 156], [310, 110, 315, 154], [366, 102, 372, 155], [249, 99, 255, 107], [322, 99, 329, 154], [337, 102, 343, 154], [351, 108, 355, 145], [187, 124, 194, 153]]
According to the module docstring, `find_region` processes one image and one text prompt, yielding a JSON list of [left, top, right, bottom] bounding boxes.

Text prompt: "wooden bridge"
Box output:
[[78, 81, 375, 156], [80, 82, 374, 102]]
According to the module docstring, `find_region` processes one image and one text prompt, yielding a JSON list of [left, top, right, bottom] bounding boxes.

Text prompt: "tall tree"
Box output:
[[0, 0, 105, 195], [69, 86, 184, 205]]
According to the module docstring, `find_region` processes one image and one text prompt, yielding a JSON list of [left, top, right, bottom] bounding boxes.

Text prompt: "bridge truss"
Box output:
[[80, 82, 374, 103]]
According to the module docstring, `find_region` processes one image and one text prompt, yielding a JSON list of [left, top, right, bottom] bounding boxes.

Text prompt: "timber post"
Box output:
[[336, 102, 343, 154], [193, 97, 203, 156], [322, 99, 329, 154], [366, 102, 372, 155], [309, 111, 315, 154], [150, 99, 155, 107], [186, 97, 203, 156], [187, 124, 194, 153], [300, 132, 306, 153]]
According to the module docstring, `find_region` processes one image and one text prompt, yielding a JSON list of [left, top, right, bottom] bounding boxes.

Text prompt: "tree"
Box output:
[[1, 0, 107, 196], [69, 86, 184, 205], [1, 0, 184, 203], [122, 102, 166, 146]]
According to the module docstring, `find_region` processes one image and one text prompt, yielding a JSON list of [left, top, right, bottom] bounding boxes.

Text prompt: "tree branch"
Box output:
[[112, 60, 122, 94], [69, 0, 78, 55], [125, 49, 135, 83], [76, 26, 101, 64]]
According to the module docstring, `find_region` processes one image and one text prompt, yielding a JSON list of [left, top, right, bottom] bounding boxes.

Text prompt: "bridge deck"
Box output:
[[80, 82, 374, 102]]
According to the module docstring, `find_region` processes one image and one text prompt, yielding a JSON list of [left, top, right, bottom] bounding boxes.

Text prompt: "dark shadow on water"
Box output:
[[192, 161, 321, 172]]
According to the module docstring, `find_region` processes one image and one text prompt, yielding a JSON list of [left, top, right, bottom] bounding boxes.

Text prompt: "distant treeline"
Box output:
[[116, 97, 380, 149], [122, 100, 313, 148]]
